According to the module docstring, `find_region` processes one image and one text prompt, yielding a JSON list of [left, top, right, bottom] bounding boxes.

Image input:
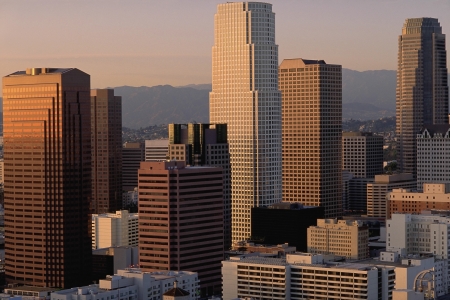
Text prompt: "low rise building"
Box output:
[[52, 269, 199, 300], [92, 210, 138, 249], [367, 173, 416, 218], [307, 219, 368, 260], [388, 183, 450, 217]]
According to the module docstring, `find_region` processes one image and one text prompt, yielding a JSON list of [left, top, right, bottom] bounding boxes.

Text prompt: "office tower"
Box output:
[[366, 174, 416, 218], [388, 183, 450, 216], [280, 59, 342, 217], [307, 219, 369, 260], [168, 123, 231, 250], [342, 170, 353, 212], [342, 132, 383, 178], [417, 125, 450, 191], [138, 161, 223, 296], [209, 2, 282, 243], [144, 139, 168, 161], [251, 203, 324, 252], [396, 18, 449, 176], [91, 210, 138, 249], [122, 142, 145, 191], [2, 68, 92, 288], [91, 89, 122, 214]]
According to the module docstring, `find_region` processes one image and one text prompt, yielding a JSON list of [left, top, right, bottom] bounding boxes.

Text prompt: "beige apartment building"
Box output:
[[280, 58, 342, 217], [307, 219, 368, 260], [92, 210, 138, 250], [388, 183, 450, 217]]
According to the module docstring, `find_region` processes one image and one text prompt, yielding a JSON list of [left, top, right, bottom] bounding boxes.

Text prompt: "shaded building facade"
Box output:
[[2, 68, 92, 288], [251, 203, 324, 252], [91, 89, 122, 214], [138, 161, 223, 297], [122, 142, 145, 191], [280, 58, 342, 217], [396, 18, 448, 176]]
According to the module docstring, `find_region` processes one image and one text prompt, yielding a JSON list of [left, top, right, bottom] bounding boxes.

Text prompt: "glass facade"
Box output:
[[2, 68, 92, 288]]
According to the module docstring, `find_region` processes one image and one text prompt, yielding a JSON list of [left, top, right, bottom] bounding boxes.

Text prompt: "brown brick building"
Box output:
[[138, 161, 223, 296]]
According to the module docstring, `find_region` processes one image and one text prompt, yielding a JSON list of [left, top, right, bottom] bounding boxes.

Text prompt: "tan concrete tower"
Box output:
[[209, 2, 282, 243], [279, 59, 342, 217]]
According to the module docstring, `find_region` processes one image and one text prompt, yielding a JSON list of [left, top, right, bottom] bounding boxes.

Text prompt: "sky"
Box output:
[[1, 0, 449, 89]]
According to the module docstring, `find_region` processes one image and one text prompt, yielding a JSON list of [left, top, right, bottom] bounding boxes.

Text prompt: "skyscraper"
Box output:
[[209, 2, 282, 243], [91, 89, 122, 214], [122, 142, 145, 191], [2, 68, 92, 288], [168, 123, 231, 250], [396, 18, 449, 176], [138, 161, 223, 296], [279, 59, 342, 217]]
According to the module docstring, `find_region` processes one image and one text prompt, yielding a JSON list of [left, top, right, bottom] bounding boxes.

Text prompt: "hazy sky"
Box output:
[[1, 0, 449, 89]]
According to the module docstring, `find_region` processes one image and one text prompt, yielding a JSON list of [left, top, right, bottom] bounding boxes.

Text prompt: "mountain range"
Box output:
[[1, 69, 449, 129]]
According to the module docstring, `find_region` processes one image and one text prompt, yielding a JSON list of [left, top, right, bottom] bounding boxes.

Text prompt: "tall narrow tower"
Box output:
[[209, 2, 282, 243], [2, 68, 92, 288], [91, 89, 122, 214], [396, 18, 449, 176], [279, 59, 342, 217]]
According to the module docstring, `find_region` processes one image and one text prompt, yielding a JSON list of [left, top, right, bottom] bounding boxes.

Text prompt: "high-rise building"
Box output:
[[396, 18, 449, 176], [2, 68, 92, 288], [417, 125, 450, 191], [168, 123, 231, 250], [209, 2, 282, 243], [122, 142, 145, 191], [342, 132, 384, 178], [138, 161, 223, 296], [279, 58, 342, 217], [91, 89, 122, 214]]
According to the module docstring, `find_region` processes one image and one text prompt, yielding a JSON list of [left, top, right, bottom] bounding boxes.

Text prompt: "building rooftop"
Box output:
[[419, 124, 450, 137], [5, 286, 54, 293], [6, 68, 75, 77]]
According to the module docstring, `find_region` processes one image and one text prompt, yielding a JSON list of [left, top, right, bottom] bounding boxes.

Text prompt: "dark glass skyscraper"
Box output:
[[2, 68, 92, 288], [396, 18, 449, 176], [91, 89, 122, 214]]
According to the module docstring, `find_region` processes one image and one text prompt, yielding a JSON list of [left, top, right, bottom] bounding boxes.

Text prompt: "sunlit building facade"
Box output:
[[280, 59, 342, 217], [209, 2, 282, 242], [2, 68, 92, 288]]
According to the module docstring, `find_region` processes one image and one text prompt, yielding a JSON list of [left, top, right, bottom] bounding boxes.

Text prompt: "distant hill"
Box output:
[[115, 85, 209, 129]]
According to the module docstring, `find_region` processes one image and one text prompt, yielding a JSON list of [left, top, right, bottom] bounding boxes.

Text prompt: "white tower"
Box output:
[[209, 2, 282, 243]]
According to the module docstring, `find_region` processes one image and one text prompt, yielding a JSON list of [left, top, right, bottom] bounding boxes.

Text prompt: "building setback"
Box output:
[[251, 203, 324, 252], [209, 2, 282, 243], [396, 18, 449, 176], [2, 68, 92, 288], [280, 58, 342, 217], [168, 123, 231, 250], [138, 161, 223, 297], [91, 89, 122, 214]]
